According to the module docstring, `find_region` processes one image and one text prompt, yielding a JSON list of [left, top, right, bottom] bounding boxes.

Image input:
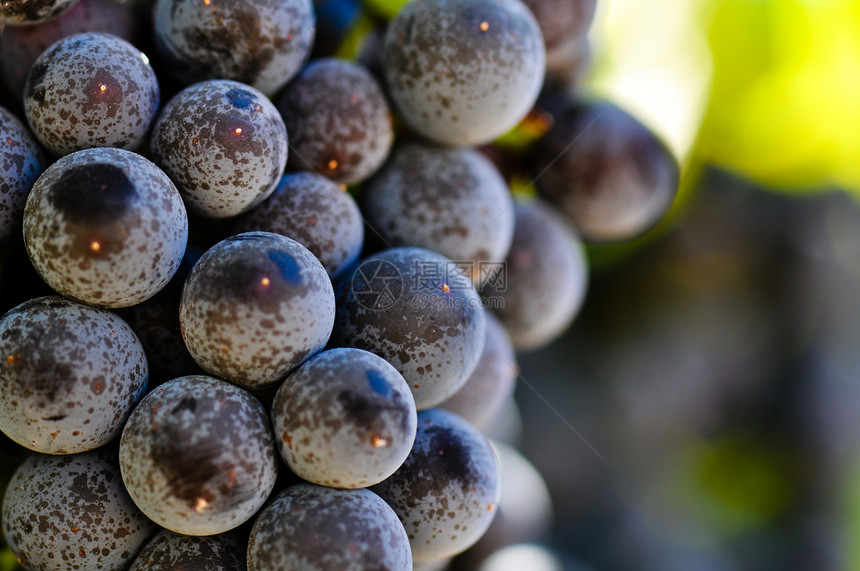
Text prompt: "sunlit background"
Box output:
[[505, 0, 860, 569]]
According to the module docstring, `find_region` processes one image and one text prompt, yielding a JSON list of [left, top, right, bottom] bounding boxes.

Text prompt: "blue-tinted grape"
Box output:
[[119, 375, 278, 536], [372, 408, 501, 563], [129, 529, 247, 571], [150, 79, 288, 218], [360, 142, 514, 287], [534, 99, 680, 242], [271, 347, 417, 488], [180, 232, 335, 390], [438, 311, 517, 430], [153, 0, 315, 96], [0, 296, 148, 454], [1, 0, 138, 102], [521, 0, 595, 85], [233, 171, 364, 280], [23, 32, 159, 157], [0, 0, 78, 26], [247, 483, 412, 571], [0, 106, 46, 240], [277, 58, 393, 185], [481, 200, 587, 350], [23, 147, 189, 308], [1, 451, 156, 571], [384, 0, 545, 145], [332, 247, 486, 410]]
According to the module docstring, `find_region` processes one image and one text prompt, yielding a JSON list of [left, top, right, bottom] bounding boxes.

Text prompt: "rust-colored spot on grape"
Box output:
[[371, 434, 389, 448], [441, 283, 450, 293], [194, 497, 209, 513], [479, 21, 490, 32], [260, 276, 271, 287], [327, 159, 338, 170], [90, 241, 101, 252], [283, 433, 292, 445], [6, 355, 14, 364]]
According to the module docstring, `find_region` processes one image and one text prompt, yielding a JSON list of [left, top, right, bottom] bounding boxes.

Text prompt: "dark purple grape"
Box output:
[[119, 375, 278, 536], [2, 450, 157, 571], [247, 483, 412, 571], [331, 246, 486, 410], [383, 0, 545, 145], [0, 0, 138, 102], [233, 171, 364, 280], [129, 529, 247, 571], [0, 296, 148, 455], [23, 147, 189, 308], [359, 141, 514, 287], [277, 58, 393, 185], [180, 232, 335, 390], [520, 0, 595, 85], [371, 408, 501, 563], [534, 100, 680, 242], [438, 311, 517, 430], [0, 0, 78, 26], [23, 32, 159, 157], [271, 347, 417, 488], [150, 79, 288, 218], [0, 106, 46, 240], [481, 200, 587, 350], [153, 0, 315, 96]]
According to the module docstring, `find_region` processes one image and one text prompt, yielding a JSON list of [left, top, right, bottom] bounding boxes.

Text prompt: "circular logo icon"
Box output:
[[351, 259, 403, 311]]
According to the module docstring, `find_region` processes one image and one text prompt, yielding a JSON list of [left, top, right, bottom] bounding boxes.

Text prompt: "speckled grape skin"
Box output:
[[359, 142, 514, 286], [0, 106, 46, 240], [120, 375, 278, 536], [180, 232, 335, 390], [277, 58, 393, 185], [0, 296, 148, 454], [153, 0, 315, 96], [534, 100, 680, 243], [481, 200, 588, 350], [150, 79, 288, 218], [247, 484, 412, 571], [371, 409, 500, 563], [23, 32, 159, 157], [384, 0, 545, 146], [438, 311, 517, 430], [129, 529, 246, 570], [331, 247, 486, 410], [23, 147, 189, 308], [0, 0, 78, 25], [1, 0, 137, 103], [233, 171, 364, 279], [272, 347, 417, 489], [1, 451, 157, 571]]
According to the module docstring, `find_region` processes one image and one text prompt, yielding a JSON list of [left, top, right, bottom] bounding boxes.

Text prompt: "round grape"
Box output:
[[1, 451, 156, 571], [120, 375, 278, 536], [371, 408, 501, 563], [534, 100, 680, 243], [129, 529, 246, 571], [521, 0, 595, 85], [0, 106, 46, 240], [272, 347, 417, 488], [1, 0, 137, 103], [481, 200, 588, 350], [276, 58, 393, 185], [23, 32, 159, 157], [153, 0, 315, 96], [0, 0, 78, 26], [180, 232, 335, 390], [359, 142, 514, 286], [150, 79, 288, 218], [438, 311, 517, 430], [233, 171, 364, 280], [0, 296, 148, 454], [23, 147, 189, 308], [247, 484, 412, 571], [384, 0, 545, 145], [331, 247, 486, 410]]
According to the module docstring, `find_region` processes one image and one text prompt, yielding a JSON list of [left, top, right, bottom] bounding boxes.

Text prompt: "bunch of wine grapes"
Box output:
[[0, 0, 679, 568]]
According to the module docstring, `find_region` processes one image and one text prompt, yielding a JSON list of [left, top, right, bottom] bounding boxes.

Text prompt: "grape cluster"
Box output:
[[0, 0, 679, 569]]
